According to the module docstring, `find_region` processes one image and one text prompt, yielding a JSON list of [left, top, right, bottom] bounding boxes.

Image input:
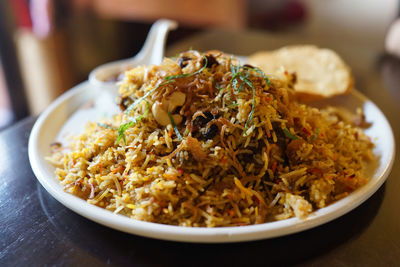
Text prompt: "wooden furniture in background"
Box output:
[[14, 29, 73, 115], [76, 0, 248, 29]]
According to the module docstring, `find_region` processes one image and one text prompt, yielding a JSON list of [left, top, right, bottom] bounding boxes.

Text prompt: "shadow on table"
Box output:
[[37, 181, 386, 266]]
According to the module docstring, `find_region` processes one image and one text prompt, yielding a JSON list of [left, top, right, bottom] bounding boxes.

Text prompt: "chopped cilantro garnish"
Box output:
[[117, 101, 150, 145], [312, 128, 319, 141], [116, 121, 134, 145], [230, 63, 260, 135], [168, 110, 183, 141], [215, 81, 223, 91], [164, 56, 208, 81], [244, 66, 271, 86], [283, 128, 299, 140], [97, 123, 117, 130], [121, 56, 208, 144], [243, 79, 256, 135]]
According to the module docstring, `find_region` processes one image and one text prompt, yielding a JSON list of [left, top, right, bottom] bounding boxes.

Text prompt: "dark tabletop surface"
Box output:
[[1, 31, 400, 266]]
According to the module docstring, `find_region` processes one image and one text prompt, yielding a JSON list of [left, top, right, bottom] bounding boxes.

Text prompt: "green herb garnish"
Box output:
[[116, 121, 134, 145], [230, 64, 240, 90], [215, 81, 223, 91], [283, 128, 299, 140], [117, 101, 150, 145], [121, 57, 208, 144], [225, 88, 238, 108], [230, 63, 258, 135], [168, 110, 183, 141], [243, 79, 256, 135], [164, 56, 208, 81], [227, 102, 239, 108], [97, 122, 117, 130], [312, 128, 319, 141], [237, 73, 250, 93], [133, 101, 150, 122], [244, 66, 271, 86], [125, 89, 153, 116], [124, 80, 173, 116], [126, 56, 207, 116]]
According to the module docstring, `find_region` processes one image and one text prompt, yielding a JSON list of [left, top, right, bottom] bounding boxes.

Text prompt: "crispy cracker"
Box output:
[[248, 45, 353, 99]]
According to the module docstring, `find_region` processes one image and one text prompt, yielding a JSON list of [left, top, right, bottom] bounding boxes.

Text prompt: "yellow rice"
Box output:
[[48, 50, 374, 227]]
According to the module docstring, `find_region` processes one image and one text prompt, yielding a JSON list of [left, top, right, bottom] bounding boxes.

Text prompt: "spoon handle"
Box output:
[[135, 19, 178, 65]]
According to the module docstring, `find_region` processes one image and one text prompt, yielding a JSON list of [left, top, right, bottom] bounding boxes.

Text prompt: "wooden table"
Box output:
[[1, 30, 399, 266]]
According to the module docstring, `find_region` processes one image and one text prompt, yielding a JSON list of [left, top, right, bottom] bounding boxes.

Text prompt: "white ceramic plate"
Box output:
[[29, 81, 395, 243]]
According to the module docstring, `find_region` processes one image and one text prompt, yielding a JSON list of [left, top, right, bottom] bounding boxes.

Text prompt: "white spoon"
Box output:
[[88, 19, 178, 95]]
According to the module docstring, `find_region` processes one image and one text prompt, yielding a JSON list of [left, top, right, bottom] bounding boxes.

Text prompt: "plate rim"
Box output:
[[28, 81, 395, 243]]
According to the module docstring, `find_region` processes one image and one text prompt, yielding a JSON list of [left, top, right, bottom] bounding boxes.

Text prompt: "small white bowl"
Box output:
[[88, 19, 178, 98]]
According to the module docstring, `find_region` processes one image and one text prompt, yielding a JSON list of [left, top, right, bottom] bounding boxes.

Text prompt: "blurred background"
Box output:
[[0, 0, 398, 130]]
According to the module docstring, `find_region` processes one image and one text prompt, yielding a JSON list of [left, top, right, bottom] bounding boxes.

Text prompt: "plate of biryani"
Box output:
[[29, 47, 395, 243]]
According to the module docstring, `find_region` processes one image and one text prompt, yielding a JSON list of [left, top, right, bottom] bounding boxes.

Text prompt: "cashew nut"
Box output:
[[167, 91, 186, 112], [152, 101, 182, 126], [152, 91, 186, 126]]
